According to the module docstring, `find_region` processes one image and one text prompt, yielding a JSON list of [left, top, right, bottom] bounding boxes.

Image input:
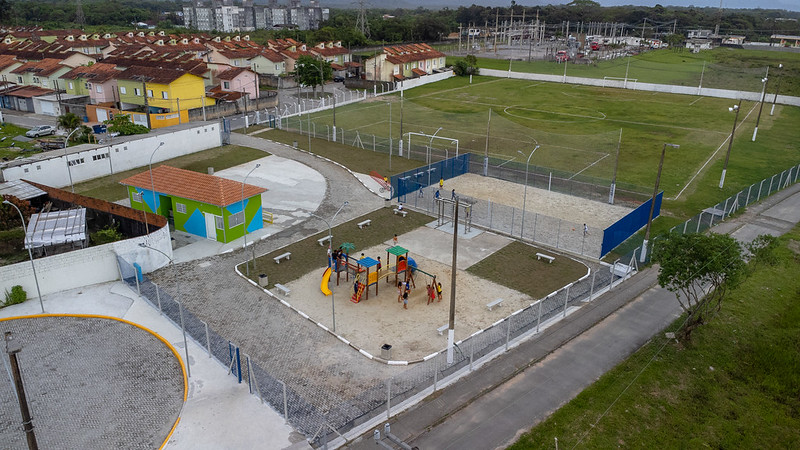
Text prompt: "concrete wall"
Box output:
[[480, 68, 800, 106], [397, 70, 454, 90], [0, 225, 171, 300], [187, 94, 278, 122], [1, 122, 222, 188]]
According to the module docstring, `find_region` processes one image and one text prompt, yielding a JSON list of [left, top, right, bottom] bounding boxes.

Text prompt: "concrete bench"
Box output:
[[536, 252, 555, 263], [317, 235, 332, 246], [357, 219, 372, 229], [393, 208, 408, 217], [487, 298, 504, 311], [437, 324, 449, 336], [274, 283, 290, 296], [273, 252, 291, 264]]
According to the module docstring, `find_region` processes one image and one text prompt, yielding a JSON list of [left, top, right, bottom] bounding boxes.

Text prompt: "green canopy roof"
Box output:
[[386, 245, 408, 256]]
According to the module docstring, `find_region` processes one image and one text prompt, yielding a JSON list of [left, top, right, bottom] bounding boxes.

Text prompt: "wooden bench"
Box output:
[[317, 235, 332, 246], [487, 298, 504, 311], [357, 219, 371, 229], [274, 283, 291, 296], [273, 252, 291, 264], [437, 324, 449, 336], [393, 208, 408, 217], [536, 252, 555, 264]]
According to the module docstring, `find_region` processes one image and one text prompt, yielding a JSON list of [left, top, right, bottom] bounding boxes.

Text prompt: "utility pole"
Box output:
[[5, 332, 39, 450], [447, 199, 459, 364]]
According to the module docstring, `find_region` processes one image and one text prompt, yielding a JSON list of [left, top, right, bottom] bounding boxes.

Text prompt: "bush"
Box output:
[[3, 285, 26, 307], [90, 225, 124, 245]]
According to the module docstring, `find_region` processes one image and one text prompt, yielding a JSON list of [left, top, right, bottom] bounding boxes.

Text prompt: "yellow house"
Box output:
[[115, 65, 214, 114]]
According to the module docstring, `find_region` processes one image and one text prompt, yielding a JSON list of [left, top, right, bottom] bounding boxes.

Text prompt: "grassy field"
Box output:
[[451, 47, 800, 96], [510, 225, 800, 448], [0, 123, 36, 158], [295, 74, 799, 222], [72, 145, 267, 202]]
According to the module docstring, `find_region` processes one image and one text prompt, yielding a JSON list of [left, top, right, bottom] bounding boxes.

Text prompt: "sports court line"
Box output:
[[671, 102, 759, 200], [412, 77, 506, 99], [569, 153, 610, 180], [689, 96, 704, 106], [523, 82, 546, 89]]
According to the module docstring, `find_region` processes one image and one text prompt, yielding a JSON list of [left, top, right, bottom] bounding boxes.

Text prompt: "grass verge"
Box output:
[[72, 145, 267, 202], [510, 225, 800, 448]]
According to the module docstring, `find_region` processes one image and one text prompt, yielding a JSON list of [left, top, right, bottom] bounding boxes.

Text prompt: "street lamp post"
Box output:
[[3, 201, 44, 313], [138, 243, 190, 378], [310, 201, 349, 333], [752, 76, 768, 141], [770, 63, 783, 116], [640, 143, 679, 263], [64, 126, 81, 193], [720, 100, 741, 189], [242, 163, 261, 276], [517, 144, 540, 238], [146, 142, 166, 235]]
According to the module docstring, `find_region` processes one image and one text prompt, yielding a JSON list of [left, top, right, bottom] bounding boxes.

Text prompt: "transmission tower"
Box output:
[[354, 0, 370, 38], [75, 0, 86, 29]]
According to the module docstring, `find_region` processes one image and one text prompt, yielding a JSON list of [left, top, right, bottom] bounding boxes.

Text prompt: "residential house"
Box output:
[[214, 66, 259, 100], [60, 63, 121, 104], [115, 65, 214, 115], [10, 58, 72, 90], [119, 165, 267, 243], [0, 54, 22, 86], [364, 44, 446, 82]]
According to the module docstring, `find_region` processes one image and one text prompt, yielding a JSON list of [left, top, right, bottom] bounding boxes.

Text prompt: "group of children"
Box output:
[[397, 279, 443, 309]]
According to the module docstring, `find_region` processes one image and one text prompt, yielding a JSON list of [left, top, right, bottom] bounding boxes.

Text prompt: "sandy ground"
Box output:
[[444, 173, 631, 229], [280, 224, 580, 362]]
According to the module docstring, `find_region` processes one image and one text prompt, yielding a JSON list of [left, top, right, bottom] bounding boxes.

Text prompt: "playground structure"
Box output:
[[435, 197, 474, 234]]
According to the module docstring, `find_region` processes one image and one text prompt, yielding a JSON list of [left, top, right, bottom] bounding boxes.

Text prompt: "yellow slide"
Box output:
[[320, 267, 332, 296]]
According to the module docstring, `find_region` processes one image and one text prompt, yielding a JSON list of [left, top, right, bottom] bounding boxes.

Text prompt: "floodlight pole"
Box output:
[[3, 201, 44, 313], [517, 145, 540, 239], [242, 163, 261, 276], [720, 100, 741, 189], [752, 73, 769, 141], [609, 129, 622, 205], [310, 201, 349, 333], [640, 143, 679, 263], [387, 102, 392, 171], [447, 197, 459, 365], [64, 127, 81, 193], [770, 64, 783, 116], [147, 141, 165, 235]]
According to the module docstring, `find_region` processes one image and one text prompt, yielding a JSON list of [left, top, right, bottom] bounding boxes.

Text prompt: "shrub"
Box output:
[[3, 285, 26, 307], [91, 225, 124, 245]]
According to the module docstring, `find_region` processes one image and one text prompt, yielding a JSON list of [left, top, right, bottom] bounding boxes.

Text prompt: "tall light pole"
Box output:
[[517, 144, 540, 238], [242, 163, 261, 276], [310, 200, 349, 333], [387, 101, 392, 171], [752, 76, 768, 141], [3, 201, 44, 313], [770, 63, 783, 116], [138, 243, 190, 378], [446, 198, 459, 364], [64, 126, 81, 192], [640, 143, 679, 262], [146, 141, 165, 235], [427, 127, 443, 188], [720, 100, 741, 189]]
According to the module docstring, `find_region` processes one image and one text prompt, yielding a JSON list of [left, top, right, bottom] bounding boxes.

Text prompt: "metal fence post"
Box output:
[[589, 272, 596, 301], [768, 174, 776, 196], [746, 184, 753, 206], [134, 271, 140, 295], [246, 355, 252, 394], [279, 380, 289, 423], [536, 300, 543, 333], [488, 199, 492, 230], [203, 321, 211, 357], [433, 358, 438, 391], [386, 378, 392, 419], [177, 301, 191, 378], [696, 211, 703, 233], [236, 347, 242, 384], [722, 198, 729, 219], [505, 318, 511, 351], [683, 220, 688, 234], [469, 342, 474, 371], [562, 284, 571, 318], [155, 283, 162, 314], [757, 179, 764, 201]]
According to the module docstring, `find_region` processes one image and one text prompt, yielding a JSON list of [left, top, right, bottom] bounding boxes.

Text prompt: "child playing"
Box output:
[[436, 282, 443, 302], [427, 284, 435, 305], [397, 282, 403, 303], [402, 291, 408, 309]]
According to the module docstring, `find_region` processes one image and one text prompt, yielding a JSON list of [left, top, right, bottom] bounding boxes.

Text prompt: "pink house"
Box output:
[[215, 66, 259, 100], [60, 63, 121, 105]]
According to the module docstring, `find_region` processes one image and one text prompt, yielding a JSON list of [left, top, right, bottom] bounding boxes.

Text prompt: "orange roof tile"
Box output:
[[119, 165, 266, 207]]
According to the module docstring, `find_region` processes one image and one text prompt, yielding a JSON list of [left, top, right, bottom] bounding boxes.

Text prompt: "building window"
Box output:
[[147, 89, 153, 98], [229, 211, 245, 227], [120, 86, 127, 95], [42, 80, 49, 87], [215, 216, 224, 229], [84, 82, 89, 89], [132, 191, 143, 202], [17, 76, 22, 83], [134, 88, 141, 96], [223, 81, 230, 89], [161, 91, 168, 99], [176, 203, 187, 214], [68, 82, 74, 90], [275, 64, 280, 71], [33, 76, 40, 83], [68, 158, 85, 167], [24, 168, 29, 173], [36, 165, 41, 170], [96, 85, 103, 93]]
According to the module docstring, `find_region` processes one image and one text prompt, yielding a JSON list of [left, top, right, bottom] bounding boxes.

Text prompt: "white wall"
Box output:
[[398, 70, 454, 90], [0, 225, 171, 301], [1, 122, 223, 188], [479, 68, 800, 107]]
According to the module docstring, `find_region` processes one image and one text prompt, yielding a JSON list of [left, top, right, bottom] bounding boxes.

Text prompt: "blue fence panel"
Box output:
[[601, 191, 662, 257], [390, 153, 470, 200]]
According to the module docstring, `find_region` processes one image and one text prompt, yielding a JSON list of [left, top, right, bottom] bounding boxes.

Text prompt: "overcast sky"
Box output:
[[596, 0, 800, 11]]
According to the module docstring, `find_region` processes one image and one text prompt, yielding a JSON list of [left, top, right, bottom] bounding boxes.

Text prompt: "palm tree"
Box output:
[[57, 112, 81, 131]]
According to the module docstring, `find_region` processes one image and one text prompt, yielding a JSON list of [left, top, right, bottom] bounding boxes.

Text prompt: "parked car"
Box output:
[[25, 125, 56, 138], [333, 76, 345, 82]]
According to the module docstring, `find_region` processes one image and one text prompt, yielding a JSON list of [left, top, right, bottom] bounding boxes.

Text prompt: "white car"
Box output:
[[26, 125, 56, 138]]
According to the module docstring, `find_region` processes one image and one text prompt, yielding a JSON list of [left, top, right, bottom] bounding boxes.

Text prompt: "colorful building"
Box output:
[[116, 66, 214, 114], [119, 165, 266, 243]]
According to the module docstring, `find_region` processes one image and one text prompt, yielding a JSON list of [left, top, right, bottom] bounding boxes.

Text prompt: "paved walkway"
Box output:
[[348, 182, 800, 449]]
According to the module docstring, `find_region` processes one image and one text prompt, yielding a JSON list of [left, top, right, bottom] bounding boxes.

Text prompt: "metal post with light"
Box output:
[[242, 163, 261, 276], [752, 76, 768, 141], [770, 63, 783, 116], [64, 126, 81, 192], [720, 100, 741, 189], [146, 141, 165, 234], [310, 201, 349, 333], [517, 144, 540, 238], [640, 143, 679, 263], [5, 331, 39, 450], [387, 101, 392, 171], [2, 200, 44, 313]]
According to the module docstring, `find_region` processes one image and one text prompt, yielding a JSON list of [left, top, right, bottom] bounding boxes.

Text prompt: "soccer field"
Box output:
[[298, 75, 799, 215]]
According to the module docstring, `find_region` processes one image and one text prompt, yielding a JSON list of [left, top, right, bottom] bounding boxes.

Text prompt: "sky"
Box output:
[[596, 0, 799, 11]]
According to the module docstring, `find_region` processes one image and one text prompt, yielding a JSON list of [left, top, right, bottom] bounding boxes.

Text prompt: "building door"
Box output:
[[204, 213, 217, 241], [96, 108, 108, 122]]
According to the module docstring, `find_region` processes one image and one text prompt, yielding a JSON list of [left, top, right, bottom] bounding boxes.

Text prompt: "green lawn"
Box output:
[[510, 225, 800, 448], [0, 123, 36, 158], [72, 145, 267, 202]]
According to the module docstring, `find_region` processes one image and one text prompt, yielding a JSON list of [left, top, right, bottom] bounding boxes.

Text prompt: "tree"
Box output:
[[0, 196, 35, 232], [104, 114, 149, 136], [295, 55, 332, 97], [652, 232, 746, 339], [453, 55, 479, 76], [57, 112, 82, 132]]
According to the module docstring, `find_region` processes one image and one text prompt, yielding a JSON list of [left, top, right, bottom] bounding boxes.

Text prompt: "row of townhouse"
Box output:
[[363, 43, 448, 83]]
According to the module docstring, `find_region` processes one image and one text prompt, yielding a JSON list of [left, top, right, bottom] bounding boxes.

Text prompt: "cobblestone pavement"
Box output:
[[0, 316, 184, 449]]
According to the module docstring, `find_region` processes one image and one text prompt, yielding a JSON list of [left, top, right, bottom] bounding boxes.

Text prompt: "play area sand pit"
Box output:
[[280, 225, 583, 362]]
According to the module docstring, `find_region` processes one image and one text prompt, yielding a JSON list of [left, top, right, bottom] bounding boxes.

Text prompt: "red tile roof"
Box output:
[[3, 85, 55, 98], [116, 65, 199, 84], [216, 66, 250, 80], [119, 165, 266, 207], [411, 68, 427, 76], [10, 58, 68, 76], [384, 43, 446, 65], [60, 62, 120, 83]]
